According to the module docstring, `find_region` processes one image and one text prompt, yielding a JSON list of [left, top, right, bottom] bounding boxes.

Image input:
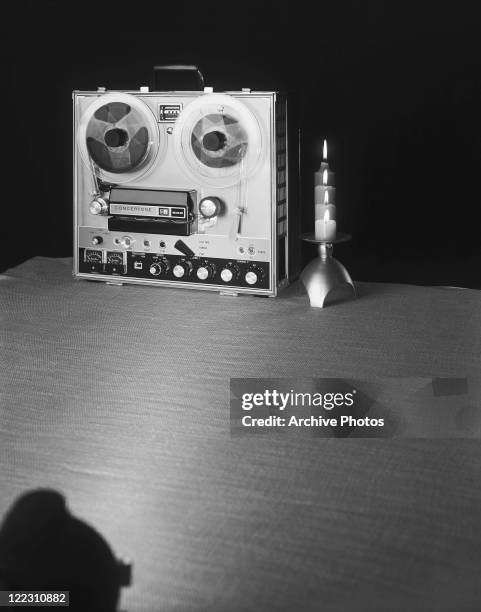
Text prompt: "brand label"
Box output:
[[109, 203, 186, 219], [110, 204, 160, 217]]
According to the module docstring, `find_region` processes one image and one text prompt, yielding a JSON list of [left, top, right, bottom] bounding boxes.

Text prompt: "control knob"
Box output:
[[220, 263, 240, 283], [89, 197, 108, 215], [196, 261, 216, 281], [199, 197, 222, 219], [245, 264, 263, 286], [149, 259, 170, 277], [173, 260, 193, 279]]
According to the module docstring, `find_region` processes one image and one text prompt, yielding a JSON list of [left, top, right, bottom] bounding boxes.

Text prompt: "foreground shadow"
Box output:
[[0, 489, 131, 611]]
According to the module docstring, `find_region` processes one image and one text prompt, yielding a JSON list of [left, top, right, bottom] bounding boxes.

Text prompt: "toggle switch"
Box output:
[[174, 239, 195, 258]]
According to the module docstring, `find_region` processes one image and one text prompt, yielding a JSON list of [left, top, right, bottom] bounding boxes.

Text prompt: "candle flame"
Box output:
[[323, 169, 328, 185], [324, 190, 329, 204], [323, 139, 328, 161], [324, 209, 330, 222]]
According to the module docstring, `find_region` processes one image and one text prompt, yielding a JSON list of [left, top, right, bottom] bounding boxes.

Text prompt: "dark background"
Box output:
[[3, 0, 481, 287]]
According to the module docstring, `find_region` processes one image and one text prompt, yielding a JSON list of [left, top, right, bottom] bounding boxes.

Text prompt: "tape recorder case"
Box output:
[[73, 83, 299, 296]]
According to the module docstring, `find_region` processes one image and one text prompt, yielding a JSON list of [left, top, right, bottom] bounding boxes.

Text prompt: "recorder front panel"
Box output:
[[78, 248, 270, 290], [73, 87, 296, 296]]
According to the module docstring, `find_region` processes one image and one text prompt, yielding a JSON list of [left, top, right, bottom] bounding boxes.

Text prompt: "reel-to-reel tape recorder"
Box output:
[[73, 79, 298, 296]]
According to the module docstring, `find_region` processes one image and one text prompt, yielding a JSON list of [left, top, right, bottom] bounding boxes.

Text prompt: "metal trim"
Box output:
[[73, 273, 275, 296]]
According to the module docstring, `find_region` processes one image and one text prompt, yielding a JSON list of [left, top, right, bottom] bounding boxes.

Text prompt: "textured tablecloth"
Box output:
[[1, 257, 480, 611]]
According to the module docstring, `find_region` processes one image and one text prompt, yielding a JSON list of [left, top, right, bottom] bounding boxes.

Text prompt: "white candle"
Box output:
[[315, 190, 336, 222], [314, 138, 336, 205], [314, 167, 335, 186], [314, 139, 337, 239], [315, 208, 337, 241], [315, 185, 336, 205], [315, 202, 336, 222]]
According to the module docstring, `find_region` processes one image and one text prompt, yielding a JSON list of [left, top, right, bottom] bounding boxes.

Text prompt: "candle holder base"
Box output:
[[300, 233, 356, 308]]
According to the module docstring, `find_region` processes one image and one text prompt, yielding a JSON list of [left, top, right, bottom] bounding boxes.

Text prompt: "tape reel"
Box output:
[[77, 93, 162, 184], [174, 94, 263, 187]]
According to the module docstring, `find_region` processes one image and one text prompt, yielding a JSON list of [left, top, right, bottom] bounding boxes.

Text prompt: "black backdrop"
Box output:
[[4, 0, 481, 287]]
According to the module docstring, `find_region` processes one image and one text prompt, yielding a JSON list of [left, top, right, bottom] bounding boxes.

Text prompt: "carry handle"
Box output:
[[153, 64, 205, 91]]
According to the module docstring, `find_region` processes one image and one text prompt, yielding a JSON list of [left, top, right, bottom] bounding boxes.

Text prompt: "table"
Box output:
[[1, 257, 480, 611]]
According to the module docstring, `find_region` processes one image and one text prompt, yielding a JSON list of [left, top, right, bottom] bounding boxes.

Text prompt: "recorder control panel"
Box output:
[[78, 248, 270, 290]]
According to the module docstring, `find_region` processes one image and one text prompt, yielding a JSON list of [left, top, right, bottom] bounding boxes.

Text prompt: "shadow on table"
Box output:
[[0, 490, 131, 611]]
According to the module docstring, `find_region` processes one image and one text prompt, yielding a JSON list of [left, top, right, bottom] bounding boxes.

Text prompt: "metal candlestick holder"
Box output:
[[300, 232, 356, 308]]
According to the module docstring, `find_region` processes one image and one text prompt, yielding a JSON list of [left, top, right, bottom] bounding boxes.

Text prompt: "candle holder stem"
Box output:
[[319, 243, 332, 261], [300, 233, 356, 308]]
